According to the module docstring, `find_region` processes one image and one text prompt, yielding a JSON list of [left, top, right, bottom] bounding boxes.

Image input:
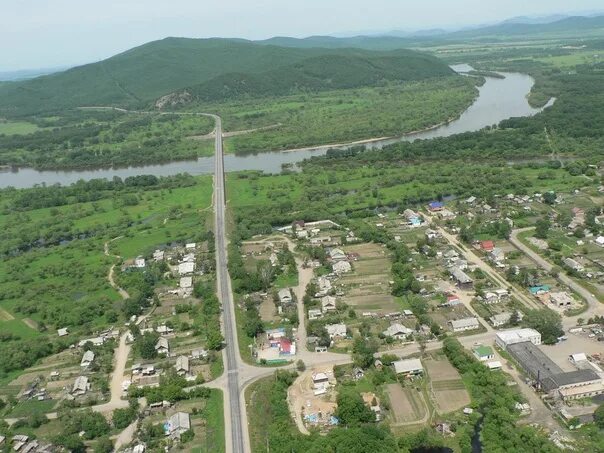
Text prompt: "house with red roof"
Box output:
[[480, 240, 495, 252]]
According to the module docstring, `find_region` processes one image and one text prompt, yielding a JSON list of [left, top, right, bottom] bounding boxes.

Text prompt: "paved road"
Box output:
[[212, 115, 249, 453], [510, 227, 604, 328]]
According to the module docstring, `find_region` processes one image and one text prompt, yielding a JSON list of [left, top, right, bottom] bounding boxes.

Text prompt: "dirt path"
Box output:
[[423, 215, 541, 311], [93, 332, 131, 414], [104, 237, 130, 300]]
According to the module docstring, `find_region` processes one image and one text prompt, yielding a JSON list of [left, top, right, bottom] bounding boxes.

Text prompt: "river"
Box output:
[[0, 65, 554, 189]]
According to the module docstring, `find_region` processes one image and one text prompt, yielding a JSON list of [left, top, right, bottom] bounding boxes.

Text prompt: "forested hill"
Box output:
[[0, 38, 451, 116], [177, 50, 453, 104]]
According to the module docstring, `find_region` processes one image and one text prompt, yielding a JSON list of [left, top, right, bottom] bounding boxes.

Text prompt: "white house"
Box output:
[[382, 323, 413, 340], [489, 248, 505, 263], [393, 358, 423, 376], [596, 236, 604, 247], [563, 257, 584, 272], [325, 323, 347, 339], [333, 261, 352, 274], [153, 250, 165, 261], [166, 412, 191, 439], [179, 276, 193, 289], [178, 262, 195, 275], [449, 317, 480, 332], [278, 288, 293, 305], [57, 328, 69, 337], [135, 257, 146, 268], [321, 296, 337, 313]]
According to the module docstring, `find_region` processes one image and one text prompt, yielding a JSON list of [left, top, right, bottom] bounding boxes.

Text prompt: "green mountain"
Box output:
[[0, 38, 451, 116], [183, 50, 452, 103]]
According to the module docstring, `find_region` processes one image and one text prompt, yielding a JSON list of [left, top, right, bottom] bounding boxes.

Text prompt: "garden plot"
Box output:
[[424, 356, 470, 414], [338, 243, 398, 313], [386, 383, 427, 425]]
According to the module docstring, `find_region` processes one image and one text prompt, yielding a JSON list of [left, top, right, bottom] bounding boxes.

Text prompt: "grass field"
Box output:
[[0, 121, 40, 135], [7, 399, 56, 417], [190, 389, 225, 453]]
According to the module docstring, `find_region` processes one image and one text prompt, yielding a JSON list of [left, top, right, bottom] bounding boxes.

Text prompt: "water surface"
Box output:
[[0, 66, 553, 189]]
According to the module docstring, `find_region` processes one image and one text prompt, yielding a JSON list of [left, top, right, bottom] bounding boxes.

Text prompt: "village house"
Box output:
[[596, 236, 604, 247], [325, 323, 347, 339], [483, 292, 499, 304], [153, 249, 165, 261], [165, 412, 191, 439], [563, 257, 584, 273], [489, 312, 516, 327], [329, 248, 347, 261], [175, 356, 190, 376], [178, 262, 195, 276], [425, 229, 440, 240], [489, 247, 505, 264], [428, 201, 444, 212], [333, 260, 352, 274], [308, 309, 323, 320], [316, 276, 332, 296], [393, 358, 424, 377], [57, 327, 69, 337], [473, 345, 495, 361], [78, 336, 104, 347], [382, 323, 413, 340], [80, 350, 95, 368], [179, 276, 193, 290], [449, 317, 480, 332], [269, 253, 279, 267], [155, 337, 170, 356], [185, 243, 196, 250], [71, 376, 89, 396], [480, 240, 495, 252], [135, 256, 146, 268], [321, 296, 337, 313], [278, 288, 293, 305], [403, 209, 422, 227], [191, 348, 208, 360], [449, 267, 473, 289], [156, 325, 174, 336]]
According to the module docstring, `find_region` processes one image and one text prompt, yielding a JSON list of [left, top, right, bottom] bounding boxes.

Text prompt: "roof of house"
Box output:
[[73, 376, 88, 392], [278, 288, 292, 300], [178, 262, 195, 274], [570, 353, 588, 363], [481, 240, 495, 250], [383, 323, 413, 337], [180, 276, 193, 288], [473, 345, 493, 357], [81, 350, 95, 363], [450, 267, 473, 284], [393, 358, 423, 374], [57, 328, 69, 336], [155, 337, 169, 350], [542, 370, 600, 391], [429, 201, 444, 209], [168, 412, 191, 431], [175, 355, 189, 371], [322, 296, 336, 308], [490, 312, 512, 324], [312, 372, 329, 382], [326, 323, 346, 336]]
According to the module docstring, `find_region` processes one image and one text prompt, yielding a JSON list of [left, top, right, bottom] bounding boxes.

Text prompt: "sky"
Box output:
[[1, 0, 603, 71]]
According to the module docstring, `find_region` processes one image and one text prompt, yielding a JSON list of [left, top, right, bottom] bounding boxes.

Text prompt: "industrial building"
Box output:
[[506, 341, 604, 400], [495, 328, 541, 349]]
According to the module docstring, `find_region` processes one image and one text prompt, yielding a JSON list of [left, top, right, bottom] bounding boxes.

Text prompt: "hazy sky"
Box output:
[[1, 0, 602, 71]]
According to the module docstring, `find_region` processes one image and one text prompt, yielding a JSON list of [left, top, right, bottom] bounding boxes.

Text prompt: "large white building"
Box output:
[[495, 328, 541, 349]]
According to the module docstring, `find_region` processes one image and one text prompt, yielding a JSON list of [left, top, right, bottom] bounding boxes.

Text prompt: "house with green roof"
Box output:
[[473, 345, 494, 362]]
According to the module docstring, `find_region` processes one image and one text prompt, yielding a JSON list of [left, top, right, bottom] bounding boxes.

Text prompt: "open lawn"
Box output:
[[0, 121, 40, 135]]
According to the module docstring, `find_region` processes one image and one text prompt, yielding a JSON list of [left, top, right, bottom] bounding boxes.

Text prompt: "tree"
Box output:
[[112, 406, 137, 429], [94, 437, 114, 453], [206, 326, 224, 350], [334, 389, 375, 426], [594, 403, 604, 429], [136, 332, 159, 359], [296, 359, 306, 372], [352, 336, 377, 369], [523, 309, 564, 344], [535, 218, 550, 240]]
